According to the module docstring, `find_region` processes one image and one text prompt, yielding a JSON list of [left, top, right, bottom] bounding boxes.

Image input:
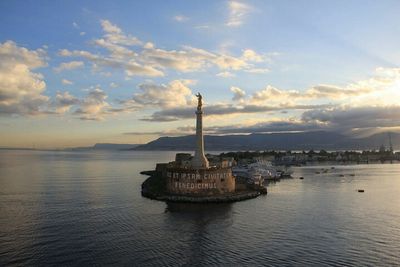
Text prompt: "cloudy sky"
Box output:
[[1, 0, 400, 148]]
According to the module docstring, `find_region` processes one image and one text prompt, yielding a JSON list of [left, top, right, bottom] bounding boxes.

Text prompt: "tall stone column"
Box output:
[[191, 93, 209, 169]]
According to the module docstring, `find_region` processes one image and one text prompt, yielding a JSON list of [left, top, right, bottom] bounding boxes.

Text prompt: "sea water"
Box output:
[[0, 150, 399, 266]]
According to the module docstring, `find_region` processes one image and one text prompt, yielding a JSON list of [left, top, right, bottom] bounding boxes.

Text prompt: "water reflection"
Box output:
[[166, 202, 232, 213], [1, 150, 400, 266], [164, 202, 234, 265]]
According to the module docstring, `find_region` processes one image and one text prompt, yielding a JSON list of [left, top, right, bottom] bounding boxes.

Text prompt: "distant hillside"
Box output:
[[134, 131, 400, 151], [71, 143, 139, 151]]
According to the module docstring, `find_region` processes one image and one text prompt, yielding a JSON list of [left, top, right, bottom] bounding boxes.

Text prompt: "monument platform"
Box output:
[[140, 93, 267, 203], [141, 172, 266, 203]]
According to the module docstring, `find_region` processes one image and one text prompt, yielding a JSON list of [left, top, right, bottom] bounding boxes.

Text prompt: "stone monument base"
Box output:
[[141, 173, 266, 203]]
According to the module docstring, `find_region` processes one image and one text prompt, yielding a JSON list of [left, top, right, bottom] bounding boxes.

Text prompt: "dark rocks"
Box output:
[[140, 170, 157, 176], [151, 191, 261, 203]]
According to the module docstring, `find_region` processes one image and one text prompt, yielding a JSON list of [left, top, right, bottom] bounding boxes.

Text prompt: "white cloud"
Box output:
[[143, 42, 155, 49], [140, 47, 206, 72], [173, 15, 189, 22], [195, 25, 210, 29], [230, 86, 246, 101], [241, 49, 264, 62], [140, 45, 249, 72], [129, 80, 194, 109], [212, 53, 248, 70], [59, 20, 268, 77], [54, 61, 84, 72], [138, 67, 400, 124], [93, 37, 137, 59], [109, 82, 118, 88], [100, 19, 142, 46], [0, 41, 48, 115], [217, 71, 235, 78], [59, 48, 164, 77], [101, 20, 122, 34], [80, 32, 86, 36], [226, 1, 252, 27], [61, 79, 73, 85], [74, 88, 109, 120], [54, 91, 80, 113], [249, 69, 399, 104], [251, 85, 297, 103], [244, 68, 270, 74], [59, 20, 165, 77]]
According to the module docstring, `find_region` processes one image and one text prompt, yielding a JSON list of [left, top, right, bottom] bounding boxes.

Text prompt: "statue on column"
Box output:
[[196, 93, 202, 110]]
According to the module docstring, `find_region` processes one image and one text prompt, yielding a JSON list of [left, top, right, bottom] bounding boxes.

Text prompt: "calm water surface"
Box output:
[[0, 150, 399, 266]]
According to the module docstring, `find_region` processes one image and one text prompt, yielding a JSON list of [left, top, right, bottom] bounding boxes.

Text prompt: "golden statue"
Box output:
[[196, 93, 202, 110]]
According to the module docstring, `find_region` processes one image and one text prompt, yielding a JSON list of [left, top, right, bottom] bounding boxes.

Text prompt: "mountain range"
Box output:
[[133, 131, 399, 151], [69, 143, 139, 151]]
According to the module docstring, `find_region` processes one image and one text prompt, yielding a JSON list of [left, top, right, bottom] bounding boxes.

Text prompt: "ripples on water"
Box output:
[[0, 150, 399, 266]]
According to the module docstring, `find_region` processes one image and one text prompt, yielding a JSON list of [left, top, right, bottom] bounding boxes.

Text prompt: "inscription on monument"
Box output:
[[174, 182, 217, 189]]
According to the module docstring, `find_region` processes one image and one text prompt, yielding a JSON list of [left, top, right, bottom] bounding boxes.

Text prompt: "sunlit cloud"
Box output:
[[247, 68, 400, 105], [226, 1, 252, 27], [230, 86, 246, 101], [54, 91, 80, 114], [74, 88, 110, 121], [0, 41, 48, 115], [61, 79, 73, 85], [241, 49, 264, 62], [141, 102, 332, 122], [59, 20, 270, 77], [244, 68, 270, 74], [54, 61, 84, 72], [217, 71, 235, 78], [2, 1, 400, 149], [121, 79, 195, 110], [109, 82, 118, 88], [100, 20, 142, 46], [59, 48, 164, 77]]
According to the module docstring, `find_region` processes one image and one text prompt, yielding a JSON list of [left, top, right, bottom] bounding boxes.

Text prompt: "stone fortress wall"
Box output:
[[166, 167, 235, 196]]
